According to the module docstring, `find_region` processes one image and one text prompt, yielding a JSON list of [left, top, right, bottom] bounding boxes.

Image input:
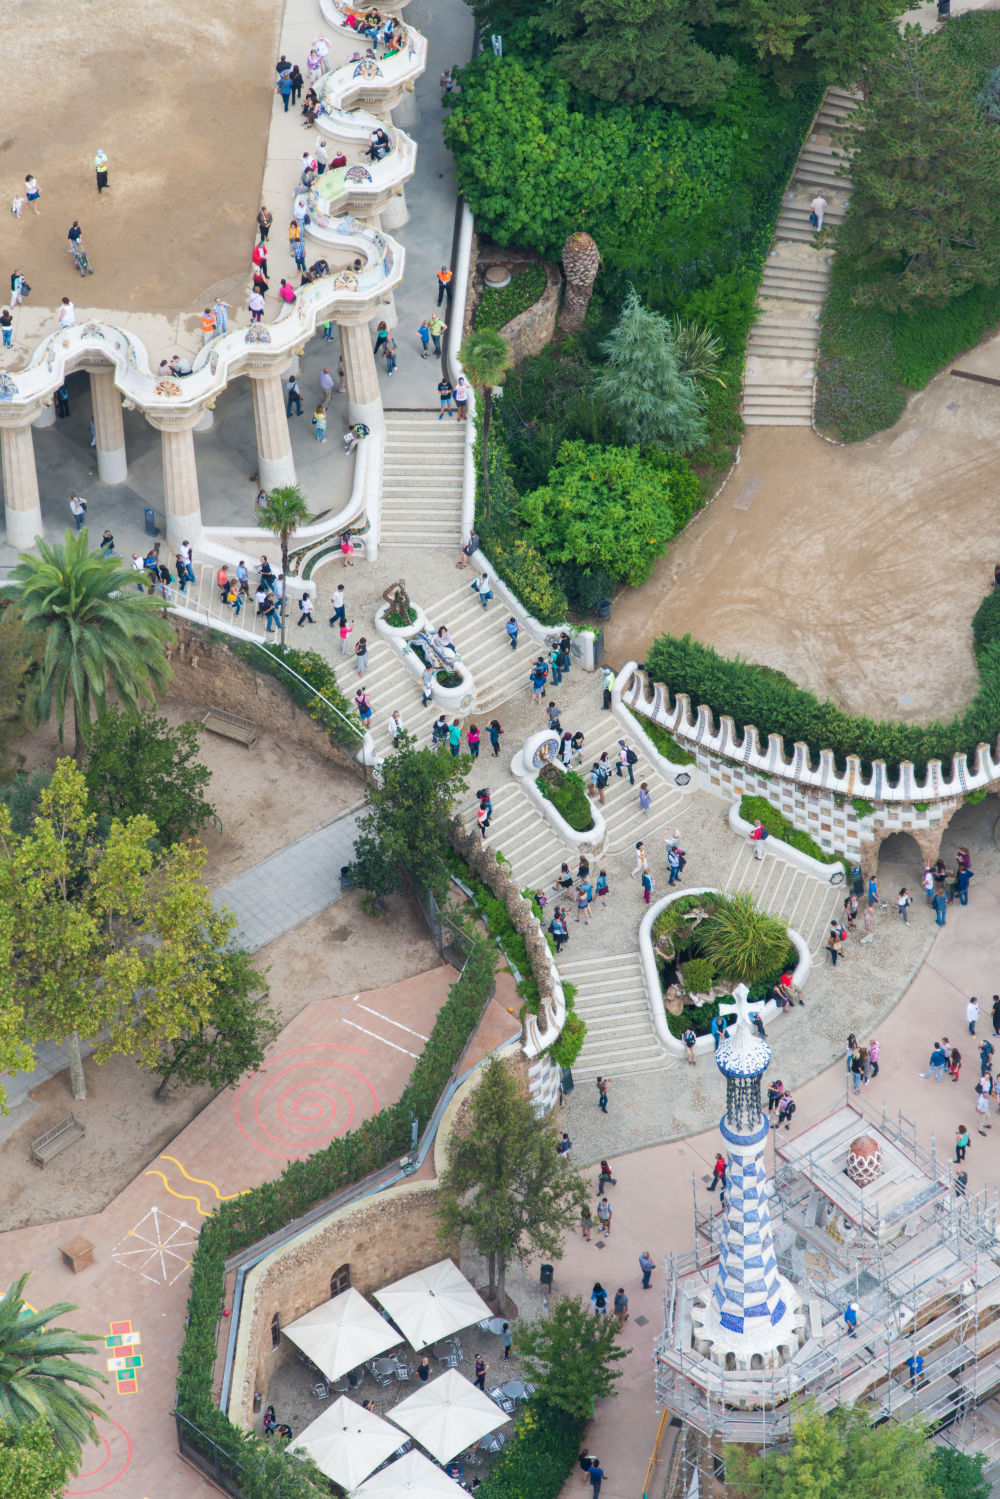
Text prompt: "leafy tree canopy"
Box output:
[[436, 1056, 587, 1307], [697, 889, 792, 986], [148, 948, 279, 1097], [517, 440, 701, 587], [595, 287, 707, 452], [348, 733, 468, 903], [0, 1419, 73, 1499], [83, 706, 214, 848], [515, 1296, 627, 1419], [732, 0, 901, 94], [0, 607, 39, 782], [837, 29, 1000, 311], [0, 759, 236, 1102]]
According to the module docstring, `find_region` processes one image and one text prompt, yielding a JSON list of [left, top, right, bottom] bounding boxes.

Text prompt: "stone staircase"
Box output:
[[558, 952, 667, 1081], [744, 85, 859, 427], [330, 635, 437, 759], [379, 410, 465, 550], [422, 579, 534, 714], [724, 842, 842, 954], [460, 782, 572, 891], [571, 715, 688, 854]]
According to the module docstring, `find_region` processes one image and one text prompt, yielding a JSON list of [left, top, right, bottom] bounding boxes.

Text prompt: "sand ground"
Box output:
[[607, 359, 1000, 723]]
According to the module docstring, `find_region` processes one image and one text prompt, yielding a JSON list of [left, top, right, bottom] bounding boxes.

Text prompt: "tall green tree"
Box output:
[[697, 890, 791, 986], [836, 31, 1000, 311], [732, 0, 901, 94], [348, 732, 468, 905], [0, 1277, 106, 1462], [515, 1297, 627, 1419], [256, 486, 314, 655], [436, 1056, 587, 1309], [83, 706, 214, 847], [538, 0, 736, 108], [0, 759, 237, 1101], [149, 949, 280, 1098], [727, 1400, 945, 1499], [929, 1446, 990, 1499], [458, 329, 513, 520], [0, 1418, 73, 1499], [595, 288, 706, 453], [10, 531, 174, 758], [0, 607, 39, 781]]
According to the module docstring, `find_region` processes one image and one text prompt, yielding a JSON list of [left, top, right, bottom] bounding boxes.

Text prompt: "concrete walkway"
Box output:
[[211, 802, 365, 950]]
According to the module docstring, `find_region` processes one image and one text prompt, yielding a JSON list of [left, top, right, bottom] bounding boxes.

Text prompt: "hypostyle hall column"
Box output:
[[89, 368, 128, 484], [144, 410, 205, 549], [247, 367, 296, 491], [338, 319, 382, 427], [0, 417, 44, 549]]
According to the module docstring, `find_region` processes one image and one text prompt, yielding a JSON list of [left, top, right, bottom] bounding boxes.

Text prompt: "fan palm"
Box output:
[[0, 1275, 106, 1460], [10, 531, 174, 757], [668, 315, 726, 392], [697, 890, 791, 987], [458, 329, 513, 520], [256, 485, 314, 654]]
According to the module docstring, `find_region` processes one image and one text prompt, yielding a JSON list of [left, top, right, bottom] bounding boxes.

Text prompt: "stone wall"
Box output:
[[165, 618, 363, 780], [497, 261, 561, 367], [233, 1181, 456, 1425]]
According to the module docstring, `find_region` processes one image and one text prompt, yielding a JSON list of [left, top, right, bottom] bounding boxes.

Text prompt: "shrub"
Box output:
[[642, 716, 697, 765], [476, 262, 548, 331], [476, 1399, 585, 1499], [548, 1012, 586, 1068], [972, 588, 1000, 651], [681, 956, 715, 994], [697, 890, 792, 986], [229, 640, 358, 746], [537, 765, 593, 832], [666, 993, 720, 1039], [384, 605, 417, 627]]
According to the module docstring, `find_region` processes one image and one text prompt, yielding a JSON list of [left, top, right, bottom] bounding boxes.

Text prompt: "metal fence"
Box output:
[[411, 879, 477, 969]]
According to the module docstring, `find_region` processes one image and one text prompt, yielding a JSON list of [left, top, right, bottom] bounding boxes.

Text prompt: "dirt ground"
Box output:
[[1, 0, 278, 324], [607, 362, 1000, 723]]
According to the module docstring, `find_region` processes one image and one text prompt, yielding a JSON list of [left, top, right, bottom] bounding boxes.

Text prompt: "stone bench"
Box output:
[[31, 1113, 86, 1167], [201, 708, 259, 747]]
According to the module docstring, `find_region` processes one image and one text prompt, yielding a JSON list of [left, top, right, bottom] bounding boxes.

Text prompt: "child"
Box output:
[[312, 404, 327, 442], [575, 885, 590, 925], [641, 868, 654, 905], [638, 782, 651, 815], [595, 870, 609, 907], [10, 194, 24, 220]]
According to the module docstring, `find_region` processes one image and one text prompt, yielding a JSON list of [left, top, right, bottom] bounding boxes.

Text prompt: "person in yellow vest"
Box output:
[[200, 308, 216, 345], [436, 265, 453, 306]]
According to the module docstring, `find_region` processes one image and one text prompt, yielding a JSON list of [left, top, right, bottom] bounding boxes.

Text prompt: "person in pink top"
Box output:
[[867, 1037, 880, 1080], [278, 279, 296, 304]]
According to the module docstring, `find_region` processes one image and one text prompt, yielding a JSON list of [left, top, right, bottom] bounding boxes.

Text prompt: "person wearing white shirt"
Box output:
[[58, 296, 75, 329], [387, 710, 404, 742], [131, 553, 147, 591], [810, 193, 827, 231], [69, 494, 87, 530]]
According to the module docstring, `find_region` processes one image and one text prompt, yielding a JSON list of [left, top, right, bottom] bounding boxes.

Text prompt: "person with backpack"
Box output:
[[591, 1281, 608, 1313], [777, 1091, 796, 1130], [667, 846, 682, 886], [343, 422, 369, 455], [548, 909, 568, 954], [616, 739, 638, 785], [707, 1153, 727, 1196], [590, 761, 609, 805]]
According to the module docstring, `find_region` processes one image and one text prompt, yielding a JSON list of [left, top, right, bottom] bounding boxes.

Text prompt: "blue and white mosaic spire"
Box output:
[[695, 985, 801, 1366]]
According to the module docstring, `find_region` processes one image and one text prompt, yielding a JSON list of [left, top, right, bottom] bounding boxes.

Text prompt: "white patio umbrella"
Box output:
[[387, 1368, 509, 1463], [283, 1287, 399, 1381], [350, 1448, 465, 1498], [290, 1396, 403, 1490], [373, 1258, 492, 1349]]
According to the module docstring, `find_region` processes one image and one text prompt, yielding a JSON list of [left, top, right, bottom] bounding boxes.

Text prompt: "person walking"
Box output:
[[417, 319, 431, 359], [276, 71, 293, 110], [682, 1025, 697, 1065], [505, 616, 519, 651], [581, 1201, 593, 1241], [667, 846, 682, 886], [69, 494, 87, 531], [248, 290, 265, 322], [257, 205, 272, 243], [575, 884, 590, 925], [707, 1153, 727, 1196], [329, 584, 346, 627], [826, 929, 840, 967], [548, 908, 568, 953], [10, 271, 26, 308], [467, 724, 481, 758], [473, 1354, 488, 1391], [597, 1198, 612, 1237], [596, 1077, 610, 1113], [616, 739, 637, 785], [318, 367, 335, 408], [981, 1037, 994, 1076], [897, 887, 911, 923], [587, 1460, 605, 1498], [810, 192, 827, 231], [638, 782, 652, 816], [868, 1036, 880, 1079], [501, 1323, 513, 1359], [453, 374, 468, 419], [313, 405, 328, 443], [24, 175, 41, 214], [448, 719, 462, 758], [428, 313, 446, 355], [285, 374, 303, 416], [557, 1132, 572, 1165], [595, 869, 609, 906], [630, 841, 649, 879], [920, 1042, 948, 1081], [472, 571, 493, 608], [421, 664, 434, 708], [297, 592, 315, 626], [641, 868, 654, 905], [639, 1250, 656, 1289], [355, 637, 369, 677], [955, 1124, 970, 1163], [968, 996, 980, 1037], [383, 331, 397, 375], [488, 719, 502, 756], [977, 1079, 993, 1134], [613, 1288, 629, 1332], [94, 150, 109, 193], [436, 266, 453, 305]]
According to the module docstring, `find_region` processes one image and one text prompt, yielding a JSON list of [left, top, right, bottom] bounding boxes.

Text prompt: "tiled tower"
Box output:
[[691, 986, 804, 1368]]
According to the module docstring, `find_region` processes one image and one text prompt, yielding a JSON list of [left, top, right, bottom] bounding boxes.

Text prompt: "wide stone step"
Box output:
[[743, 413, 814, 426]]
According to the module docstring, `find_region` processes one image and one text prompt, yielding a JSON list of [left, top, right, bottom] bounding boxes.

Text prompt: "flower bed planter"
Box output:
[[375, 600, 426, 640], [511, 730, 606, 851]]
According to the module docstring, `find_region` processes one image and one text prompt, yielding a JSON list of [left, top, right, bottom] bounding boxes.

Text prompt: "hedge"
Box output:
[[475, 1400, 586, 1499], [740, 795, 831, 866], [644, 595, 1000, 779], [537, 766, 594, 832], [229, 640, 359, 748], [175, 940, 498, 1495]]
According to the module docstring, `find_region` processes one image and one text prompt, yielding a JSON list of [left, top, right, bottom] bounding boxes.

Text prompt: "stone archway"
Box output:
[[875, 831, 928, 891]]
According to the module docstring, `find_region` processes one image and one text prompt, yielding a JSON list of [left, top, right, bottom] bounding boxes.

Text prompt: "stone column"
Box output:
[[145, 411, 205, 549], [391, 86, 418, 129], [379, 186, 409, 231], [89, 368, 128, 484], [338, 319, 382, 427], [0, 419, 44, 549], [32, 401, 56, 430], [248, 369, 296, 491]]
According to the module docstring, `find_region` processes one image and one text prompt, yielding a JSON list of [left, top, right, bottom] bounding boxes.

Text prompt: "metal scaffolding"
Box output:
[[656, 1082, 1000, 1497]]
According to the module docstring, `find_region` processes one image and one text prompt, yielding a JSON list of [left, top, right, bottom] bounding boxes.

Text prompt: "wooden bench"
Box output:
[[31, 1113, 86, 1166], [201, 708, 259, 747]]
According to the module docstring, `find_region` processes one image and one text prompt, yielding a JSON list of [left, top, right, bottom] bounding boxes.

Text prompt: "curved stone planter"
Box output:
[[638, 886, 811, 1058], [511, 729, 607, 853], [727, 802, 846, 885], [374, 600, 426, 641], [495, 260, 561, 367]]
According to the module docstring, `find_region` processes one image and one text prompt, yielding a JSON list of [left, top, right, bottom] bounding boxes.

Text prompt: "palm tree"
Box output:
[[0, 1274, 106, 1460], [256, 485, 314, 654], [10, 531, 175, 758], [697, 890, 792, 987], [458, 329, 513, 520]]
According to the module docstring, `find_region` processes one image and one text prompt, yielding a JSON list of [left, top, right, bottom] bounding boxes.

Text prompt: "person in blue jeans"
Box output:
[[505, 617, 518, 650], [276, 73, 293, 111], [921, 1042, 948, 1080], [933, 891, 947, 926], [448, 719, 462, 757], [588, 1460, 605, 1496]]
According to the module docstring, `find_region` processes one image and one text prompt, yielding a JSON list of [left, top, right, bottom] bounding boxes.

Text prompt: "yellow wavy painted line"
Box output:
[[158, 1155, 247, 1202], [143, 1170, 211, 1217]]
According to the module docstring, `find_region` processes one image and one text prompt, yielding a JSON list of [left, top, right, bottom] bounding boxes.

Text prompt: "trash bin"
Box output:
[[540, 1263, 553, 1289], [143, 506, 158, 537], [595, 599, 611, 621], [560, 1067, 574, 1096], [937, 0, 950, 14]]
